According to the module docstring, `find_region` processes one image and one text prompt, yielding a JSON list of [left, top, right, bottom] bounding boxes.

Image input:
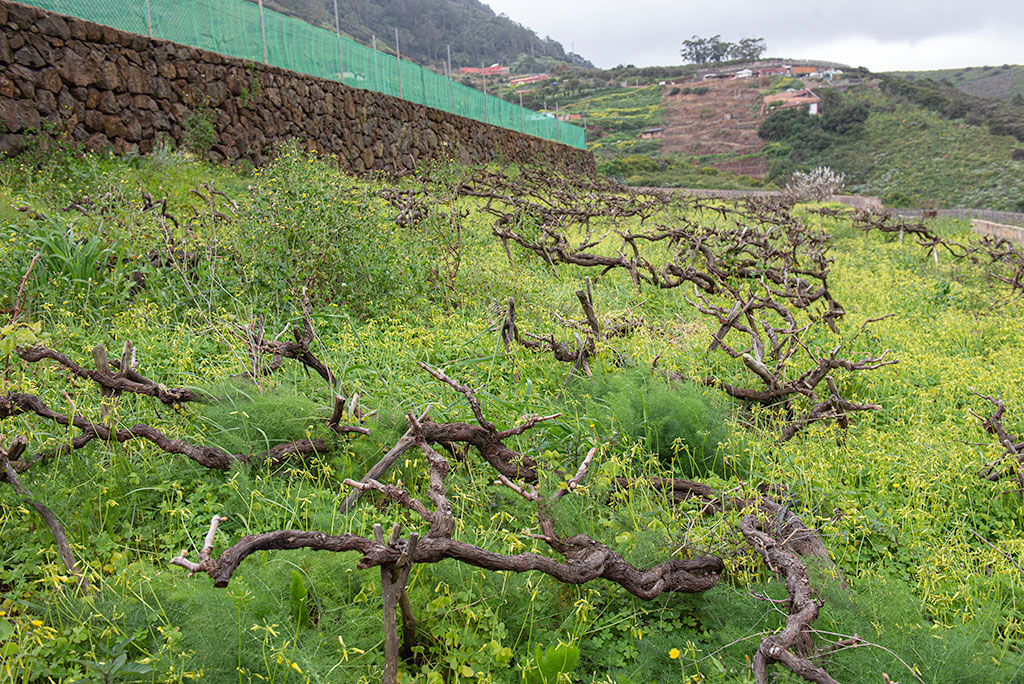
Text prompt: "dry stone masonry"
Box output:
[[0, 0, 594, 173]]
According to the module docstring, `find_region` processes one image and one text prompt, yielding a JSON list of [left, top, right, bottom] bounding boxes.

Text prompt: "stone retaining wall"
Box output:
[[0, 0, 594, 173]]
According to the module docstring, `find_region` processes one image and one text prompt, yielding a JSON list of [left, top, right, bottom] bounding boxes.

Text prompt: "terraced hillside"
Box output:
[[659, 77, 765, 159]]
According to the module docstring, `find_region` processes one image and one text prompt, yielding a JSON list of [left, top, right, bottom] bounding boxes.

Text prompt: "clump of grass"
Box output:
[[196, 379, 328, 456], [580, 368, 732, 478]]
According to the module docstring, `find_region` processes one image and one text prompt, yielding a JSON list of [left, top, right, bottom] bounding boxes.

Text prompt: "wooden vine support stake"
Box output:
[[375, 522, 419, 684], [171, 514, 227, 575], [91, 343, 114, 424]]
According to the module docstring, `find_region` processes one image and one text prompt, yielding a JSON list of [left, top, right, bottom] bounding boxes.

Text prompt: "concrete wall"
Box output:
[[644, 186, 884, 211], [0, 0, 594, 174], [897, 208, 1024, 229], [971, 219, 1024, 245]]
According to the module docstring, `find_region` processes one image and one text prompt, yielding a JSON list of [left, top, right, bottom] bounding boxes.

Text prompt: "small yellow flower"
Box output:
[[669, 648, 680, 660]]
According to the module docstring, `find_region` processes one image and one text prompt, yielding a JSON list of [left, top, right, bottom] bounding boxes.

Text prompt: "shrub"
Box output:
[[233, 143, 424, 313], [822, 100, 869, 134], [758, 107, 816, 141], [785, 166, 846, 201], [882, 188, 917, 208], [181, 108, 216, 155], [582, 369, 731, 478], [196, 379, 329, 455]]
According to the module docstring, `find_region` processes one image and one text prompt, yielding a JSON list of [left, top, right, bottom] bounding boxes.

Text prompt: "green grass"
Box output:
[[817, 101, 1024, 210], [597, 155, 773, 190], [889, 64, 1024, 101], [562, 86, 664, 157], [1, 143, 1023, 683]]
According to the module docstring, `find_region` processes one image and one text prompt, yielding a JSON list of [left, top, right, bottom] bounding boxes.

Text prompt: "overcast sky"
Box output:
[[483, 0, 1022, 71]]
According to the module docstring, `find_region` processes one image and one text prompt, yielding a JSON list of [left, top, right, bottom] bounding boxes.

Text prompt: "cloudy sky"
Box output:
[[483, 0, 1022, 71]]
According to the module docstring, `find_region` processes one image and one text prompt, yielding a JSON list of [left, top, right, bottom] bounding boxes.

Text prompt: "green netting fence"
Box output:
[[21, 0, 586, 149]]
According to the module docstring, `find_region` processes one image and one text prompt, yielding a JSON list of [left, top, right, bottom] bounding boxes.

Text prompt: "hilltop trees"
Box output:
[[680, 35, 766, 65]]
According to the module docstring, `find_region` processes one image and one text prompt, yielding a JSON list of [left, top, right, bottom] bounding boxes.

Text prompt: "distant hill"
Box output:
[[248, 0, 592, 70], [889, 65, 1024, 102]]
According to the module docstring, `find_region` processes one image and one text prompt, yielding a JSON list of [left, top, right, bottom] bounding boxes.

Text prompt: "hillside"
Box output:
[[659, 78, 764, 164], [3, 142, 1024, 683], [528, 62, 1024, 209], [890, 64, 1024, 102], [249, 0, 589, 69], [760, 91, 1024, 210]]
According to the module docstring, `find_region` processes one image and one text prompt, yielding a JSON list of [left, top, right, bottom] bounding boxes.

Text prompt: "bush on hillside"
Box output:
[[786, 166, 846, 201]]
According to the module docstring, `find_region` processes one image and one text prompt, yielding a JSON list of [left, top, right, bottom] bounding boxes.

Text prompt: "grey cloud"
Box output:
[[484, 0, 1022, 70]]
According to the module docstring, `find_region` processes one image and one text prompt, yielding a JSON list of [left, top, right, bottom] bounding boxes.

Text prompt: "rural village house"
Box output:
[[761, 88, 821, 116]]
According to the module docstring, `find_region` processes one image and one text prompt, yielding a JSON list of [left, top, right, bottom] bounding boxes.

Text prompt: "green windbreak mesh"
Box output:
[[22, 0, 587, 149]]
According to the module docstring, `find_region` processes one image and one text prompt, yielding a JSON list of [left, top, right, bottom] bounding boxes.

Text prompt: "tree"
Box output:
[[730, 37, 766, 61], [680, 35, 726, 65], [681, 35, 765, 65]]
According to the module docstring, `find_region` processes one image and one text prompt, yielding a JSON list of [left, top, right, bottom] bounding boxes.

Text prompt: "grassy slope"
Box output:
[[889, 65, 1024, 101], [820, 99, 1024, 209], [1, 145, 1023, 683], [561, 85, 664, 158]]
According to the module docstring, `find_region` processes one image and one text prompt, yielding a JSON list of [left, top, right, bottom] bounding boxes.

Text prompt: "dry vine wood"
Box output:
[[1, 435, 90, 595], [338, 408, 430, 513], [234, 289, 338, 389], [607, 476, 846, 681], [685, 279, 895, 441], [7, 340, 366, 471], [171, 426, 724, 594], [969, 392, 1024, 487], [414, 362, 555, 482], [16, 342, 201, 405], [617, 477, 838, 571], [503, 297, 596, 375], [456, 164, 668, 237], [0, 392, 332, 471], [848, 210, 1024, 299], [501, 282, 640, 376], [172, 420, 723, 681], [472, 166, 842, 319], [373, 522, 420, 684], [739, 514, 840, 684]]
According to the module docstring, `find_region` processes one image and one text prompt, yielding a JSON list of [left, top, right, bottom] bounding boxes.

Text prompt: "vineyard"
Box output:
[[1, 141, 1023, 683]]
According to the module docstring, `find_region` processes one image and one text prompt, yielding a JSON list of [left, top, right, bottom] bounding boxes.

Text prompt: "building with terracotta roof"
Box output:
[[458, 64, 510, 77], [761, 88, 820, 115], [509, 73, 549, 86]]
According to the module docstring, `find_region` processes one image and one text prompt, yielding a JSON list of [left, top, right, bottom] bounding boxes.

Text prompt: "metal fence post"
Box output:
[[332, 0, 343, 83], [447, 44, 453, 113], [519, 92, 524, 133], [144, 0, 153, 38], [257, 0, 267, 64], [482, 63, 488, 124], [372, 35, 379, 90], [394, 27, 402, 99]]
